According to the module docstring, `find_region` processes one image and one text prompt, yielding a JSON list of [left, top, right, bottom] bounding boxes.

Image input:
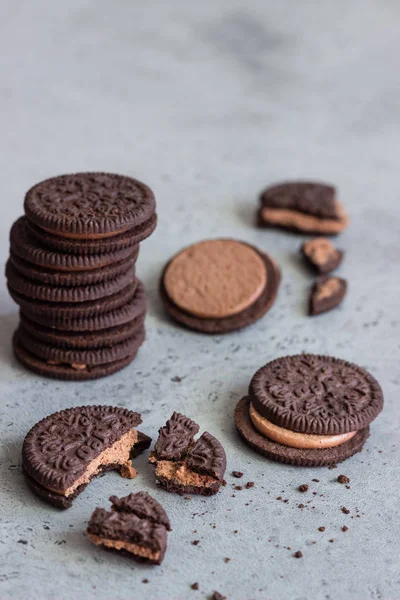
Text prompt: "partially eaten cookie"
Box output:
[[22, 405, 151, 509], [87, 492, 170, 565], [149, 412, 226, 496]]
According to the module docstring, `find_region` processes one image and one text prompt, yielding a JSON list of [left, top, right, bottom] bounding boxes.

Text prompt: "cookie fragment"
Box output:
[[259, 181, 349, 235], [87, 492, 169, 564], [150, 413, 226, 495], [309, 276, 347, 316], [301, 238, 343, 274], [22, 406, 150, 508]]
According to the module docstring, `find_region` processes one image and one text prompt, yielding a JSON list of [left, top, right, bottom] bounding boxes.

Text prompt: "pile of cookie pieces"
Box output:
[[22, 405, 227, 566], [6, 172, 157, 380], [258, 181, 348, 316]]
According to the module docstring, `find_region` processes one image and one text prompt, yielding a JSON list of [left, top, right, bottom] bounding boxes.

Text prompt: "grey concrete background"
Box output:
[[0, 1, 399, 599]]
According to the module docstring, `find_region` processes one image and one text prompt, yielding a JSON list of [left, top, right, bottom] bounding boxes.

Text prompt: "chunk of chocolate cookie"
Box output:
[[301, 238, 343, 274], [235, 355, 383, 466], [309, 276, 347, 316], [24, 172, 156, 240], [150, 413, 226, 495], [258, 182, 348, 235], [22, 406, 151, 508], [87, 492, 169, 564], [160, 239, 281, 333]]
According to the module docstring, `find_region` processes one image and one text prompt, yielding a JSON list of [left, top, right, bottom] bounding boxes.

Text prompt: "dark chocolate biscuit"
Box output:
[[249, 355, 384, 435], [19, 279, 146, 331], [24, 172, 156, 238], [6, 260, 135, 303], [9, 249, 139, 286], [150, 412, 226, 496], [154, 412, 200, 461], [309, 276, 347, 316], [9, 280, 137, 321], [258, 181, 348, 234], [22, 406, 146, 508], [10, 217, 138, 272], [13, 332, 143, 381], [27, 214, 156, 254], [87, 497, 168, 565], [301, 238, 343, 275], [16, 324, 145, 366], [19, 311, 145, 350], [235, 396, 369, 467], [160, 246, 281, 334], [110, 492, 171, 531]]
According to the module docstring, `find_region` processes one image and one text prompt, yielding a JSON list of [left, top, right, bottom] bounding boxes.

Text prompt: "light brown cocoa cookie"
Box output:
[[163, 239, 267, 319]]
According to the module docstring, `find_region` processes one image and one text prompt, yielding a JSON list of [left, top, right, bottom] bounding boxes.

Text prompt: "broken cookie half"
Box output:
[[87, 492, 170, 565], [149, 412, 226, 496], [22, 405, 151, 509]]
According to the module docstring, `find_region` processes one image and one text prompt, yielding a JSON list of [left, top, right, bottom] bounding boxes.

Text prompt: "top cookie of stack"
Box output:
[[7, 172, 157, 380]]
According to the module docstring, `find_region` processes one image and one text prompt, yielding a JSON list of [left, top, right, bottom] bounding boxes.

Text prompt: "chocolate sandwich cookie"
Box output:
[[6, 260, 135, 303], [20, 279, 146, 331], [149, 412, 226, 495], [24, 172, 156, 240], [160, 239, 281, 333], [235, 355, 383, 466], [13, 327, 144, 380], [258, 182, 349, 235], [309, 276, 347, 316], [22, 406, 151, 508], [11, 217, 138, 272], [301, 238, 343, 274], [27, 215, 156, 255], [19, 312, 145, 350], [87, 493, 169, 564], [9, 249, 138, 286], [9, 280, 137, 321]]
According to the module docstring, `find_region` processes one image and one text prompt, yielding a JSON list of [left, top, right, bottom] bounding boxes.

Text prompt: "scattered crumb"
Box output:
[[232, 471, 243, 478], [192, 540, 200, 546], [224, 557, 231, 563], [283, 499, 289, 504], [312, 478, 320, 482], [246, 482, 255, 489], [210, 592, 226, 600], [318, 527, 326, 532], [234, 530, 238, 534], [276, 496, 282, 501], [337, 475, 350, 484], [328, 465, 337, 470], [17, 540, 28, 545], [342, 507, 350, 515], [120, 463, 137, 479], [171, 376, 182, 383], [293, 551, 303, 559], [298, 484, 309, 493], [185, 496, 191, 501], [329, 539, 334, 543], [142, 579, 149, 584], [342, 526, 349, 532], [222, 480, 227, 487], [298, 504, 305, 509], [191, 582, 199, 590], [234, 485, 243, 491]]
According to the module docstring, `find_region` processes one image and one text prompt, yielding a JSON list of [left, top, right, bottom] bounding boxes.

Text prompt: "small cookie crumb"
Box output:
[[210, 592, 226, 600], [142, 579, 149, 584], [342, 526, 349, 532], [298, 504, 305, 509], [232, 471, 243, 478], [337, 474, 350, 484], [293, 551, 303, 558], [234, 485, 243, 491], [191, 582, 199, 590], [342, 507, 350, 514], [119, 463, 137, 479], [318, 527, 326, 532], [246, 482, 255, 489], [312, 478, 320, 482], [298, 484, 309, 493], [192, 540, 200, 545]]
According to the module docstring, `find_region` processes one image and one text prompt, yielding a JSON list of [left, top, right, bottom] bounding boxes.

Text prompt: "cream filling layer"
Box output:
[[155, 460, 217, 488], [88, 533, 159, 561], [249, 403, 356, 449], [48, 429, 138, 496], [261, 201, 348, 234]]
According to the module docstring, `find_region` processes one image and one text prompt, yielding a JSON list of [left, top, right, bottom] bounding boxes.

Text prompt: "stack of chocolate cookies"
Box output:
[[6, 172, 157, 380]]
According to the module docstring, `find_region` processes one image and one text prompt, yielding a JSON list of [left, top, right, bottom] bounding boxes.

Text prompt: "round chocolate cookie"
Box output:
[[24, 172, 156, 239], [16, 325, 145, 366], [160, 240, 281, 333], [13, 329, 144, 381], [9, 280, 138, 321], [18, 279, 146, 331], [249, 355, 383, 435], [26, 214, 156, 254], [10, 217, 137, 271], [9, 249, 139, 286], [6, 260, 135, 303], [235, 397, 370, 467], [19, 312, 145, 350]]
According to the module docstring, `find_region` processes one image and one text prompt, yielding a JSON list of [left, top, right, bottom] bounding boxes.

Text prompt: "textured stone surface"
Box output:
[[0, 1, 399, 599]]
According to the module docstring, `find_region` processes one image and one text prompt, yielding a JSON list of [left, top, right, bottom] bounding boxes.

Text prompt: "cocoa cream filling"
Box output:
[[315, 278, 341, 301], [249, 403, 356, 449], [87, 533, 159, 561], [155, 460, 217, 488], [49, 429, 138, 496], [261, 201, 348, 234], [303, 238, 337, 265], [38, 224, 133, 240]]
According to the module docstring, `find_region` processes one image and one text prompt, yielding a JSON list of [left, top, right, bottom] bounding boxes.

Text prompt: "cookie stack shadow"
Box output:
[[6, 172, 157, 380]]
